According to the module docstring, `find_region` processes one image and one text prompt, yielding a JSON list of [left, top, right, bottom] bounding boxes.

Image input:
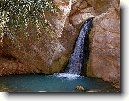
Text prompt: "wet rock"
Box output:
[[75, 85, 85, 91]]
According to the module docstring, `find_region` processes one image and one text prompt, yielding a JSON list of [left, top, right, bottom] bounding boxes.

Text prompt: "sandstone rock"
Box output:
[[46, 0, 73, 38], [0, 39, 3, 55], [86, 0, 111, 15], [0, 57, 38, 76], [70, 0, 88, 15], [2, 0, 74, 74], [0, 46, 3, 55], [70, 7, 95, 26], [87, 1, 120, 88]]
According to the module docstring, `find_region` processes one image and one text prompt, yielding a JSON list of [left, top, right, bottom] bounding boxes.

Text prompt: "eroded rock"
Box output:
[[0, 57, 38, 76], [2, 0, 73, 74], [87, 1, 120, 88]]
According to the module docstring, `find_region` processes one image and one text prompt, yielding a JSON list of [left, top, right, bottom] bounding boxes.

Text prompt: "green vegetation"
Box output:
[[0, 0, 57, 44]]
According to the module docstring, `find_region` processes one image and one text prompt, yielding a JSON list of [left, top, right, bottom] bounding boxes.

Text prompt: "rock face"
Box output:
[[2, 0, 74, 74], [0, 0, 120, 87], [87, 0, 120, 88], [0, 57, 38, 76], [0, 44, 2, 55]]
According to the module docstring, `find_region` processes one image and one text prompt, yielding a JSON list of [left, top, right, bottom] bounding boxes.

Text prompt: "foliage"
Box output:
[[0, 0, 57, 43]]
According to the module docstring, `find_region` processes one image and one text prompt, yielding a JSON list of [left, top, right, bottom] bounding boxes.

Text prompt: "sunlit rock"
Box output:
[[70, 7, 95, 26], [87, 1, 120, 88]]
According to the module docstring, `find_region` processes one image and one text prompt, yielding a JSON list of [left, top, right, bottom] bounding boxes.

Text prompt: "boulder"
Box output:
[[75, 85, 85, 91], [87, 0, 120, 88], [2, 0, 74, 74]]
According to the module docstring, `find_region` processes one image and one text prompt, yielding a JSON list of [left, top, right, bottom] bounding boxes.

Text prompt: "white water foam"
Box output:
[[53, 73, 80, 80]]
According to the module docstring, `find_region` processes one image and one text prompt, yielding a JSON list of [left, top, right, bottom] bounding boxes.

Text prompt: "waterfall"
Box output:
[[65, 17, 94, 75]]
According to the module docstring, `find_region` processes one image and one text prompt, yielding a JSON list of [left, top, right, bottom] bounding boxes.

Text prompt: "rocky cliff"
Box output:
[[87, 2, 120, 88], [0, 0, 120, 88]]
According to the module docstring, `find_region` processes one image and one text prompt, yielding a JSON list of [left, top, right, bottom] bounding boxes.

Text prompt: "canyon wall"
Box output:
[[0, 0, 120, 87]]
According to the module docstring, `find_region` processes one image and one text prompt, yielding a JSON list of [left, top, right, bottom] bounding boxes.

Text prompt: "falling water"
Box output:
[[65, 17, 94, 75]]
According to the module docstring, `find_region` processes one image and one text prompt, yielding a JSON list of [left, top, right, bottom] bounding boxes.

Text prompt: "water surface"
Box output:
[[0, 73, 119, 92]]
